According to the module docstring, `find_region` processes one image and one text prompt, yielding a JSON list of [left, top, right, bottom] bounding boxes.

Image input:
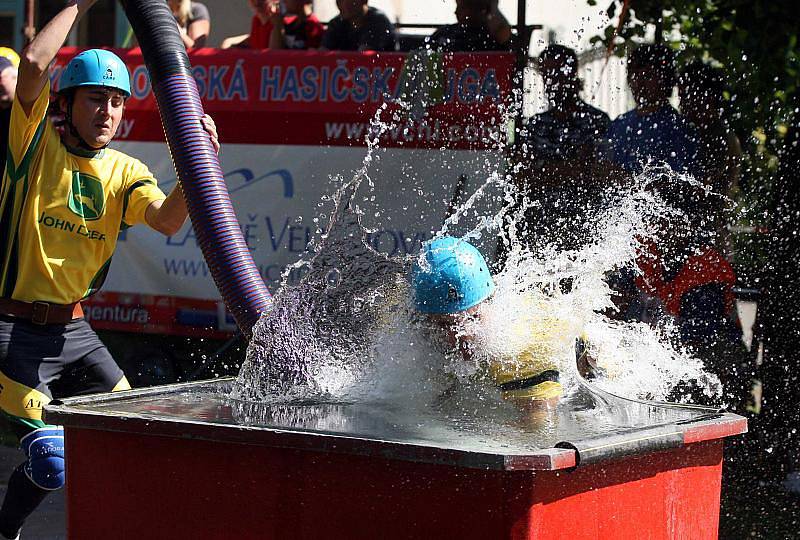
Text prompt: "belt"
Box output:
[[497, 370, 560, 393], [0, 298, 84, 325]]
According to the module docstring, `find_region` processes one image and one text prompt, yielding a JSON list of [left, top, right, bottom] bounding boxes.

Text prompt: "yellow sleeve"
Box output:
[[122, 160, 167, 227], [6, 80, 51, 179]]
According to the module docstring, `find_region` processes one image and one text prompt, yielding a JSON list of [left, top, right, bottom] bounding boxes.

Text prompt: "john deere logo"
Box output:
[[68, 172, 105, 220], [447, 285, 459, 302]]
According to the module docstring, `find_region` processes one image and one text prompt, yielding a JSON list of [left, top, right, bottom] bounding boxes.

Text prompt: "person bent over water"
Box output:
[[0, 1, 219, 537], [412, 237, 563, 413]]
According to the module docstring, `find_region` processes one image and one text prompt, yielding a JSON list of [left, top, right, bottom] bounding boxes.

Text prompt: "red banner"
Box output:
[[84, 291, 235, 339], [53, 48, 515, 150]]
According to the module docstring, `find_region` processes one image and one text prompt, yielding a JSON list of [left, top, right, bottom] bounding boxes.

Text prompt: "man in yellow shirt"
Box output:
[[0, 1, 219, 537], [411, 236, 563, 410]]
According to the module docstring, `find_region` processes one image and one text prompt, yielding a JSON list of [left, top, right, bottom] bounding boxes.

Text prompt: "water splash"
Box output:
[[233, 102, 724, 410]]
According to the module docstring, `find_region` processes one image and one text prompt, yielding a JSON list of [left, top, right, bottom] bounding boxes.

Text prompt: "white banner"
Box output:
[[108, 141, 505, 301]]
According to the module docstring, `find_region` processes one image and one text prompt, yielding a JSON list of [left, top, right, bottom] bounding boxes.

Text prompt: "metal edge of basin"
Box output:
[[43, 378, 747, 472]]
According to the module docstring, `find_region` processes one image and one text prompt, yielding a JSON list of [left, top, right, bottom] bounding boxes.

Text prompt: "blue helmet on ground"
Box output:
[[59, 49, 131, 97], [412, 236, 495, 314]]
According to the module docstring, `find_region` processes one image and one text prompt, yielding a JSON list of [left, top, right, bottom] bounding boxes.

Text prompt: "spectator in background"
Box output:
[[606, 46, 741, 374], [499, 45, 608, 258], [0, 53, 18, 174], [486, 0, 512, 47], [426, 0, 509, 52], [169, 0, 211, 49], [222, 0, 324, 50], [321, 0, 397, 52], [678, 61, 741, 244], [605, 44, 698, 176]]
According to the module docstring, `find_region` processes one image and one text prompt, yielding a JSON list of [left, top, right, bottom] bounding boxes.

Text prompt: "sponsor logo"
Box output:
[[85, 305, 149, 324], [68, 172, 105, 220], [38, 212, 107, 241]]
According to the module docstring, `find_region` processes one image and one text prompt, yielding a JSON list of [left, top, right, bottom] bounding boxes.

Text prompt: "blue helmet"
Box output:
[[59, 49, 131, 97], [412, 236, 495, 314]]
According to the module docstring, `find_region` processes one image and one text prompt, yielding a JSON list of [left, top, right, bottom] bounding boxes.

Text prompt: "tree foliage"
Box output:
[[587, 0, 800, 197]]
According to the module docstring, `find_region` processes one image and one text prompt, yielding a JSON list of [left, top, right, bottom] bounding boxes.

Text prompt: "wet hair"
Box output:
[[537, 44, 578, 76], [678, 60, 725, 98], [627, 44, 676, 85]]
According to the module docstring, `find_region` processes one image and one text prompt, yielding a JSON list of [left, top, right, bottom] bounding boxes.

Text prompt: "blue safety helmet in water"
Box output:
[[59, 49, 131, 97], [412, 236, 495, 314]]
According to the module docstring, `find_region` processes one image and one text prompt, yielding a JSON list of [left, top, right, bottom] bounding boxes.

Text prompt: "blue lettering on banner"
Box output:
[[481, 69, 499, 101], [57, 58, 503, 105], [229, 61, 249, 100], [265, 217, 312, 253], [371, 67, 394, 102], [319, 66, 330, 102], [300, 66, 318, 102], [260, 66, 282, 101], [366, 230, 430, 257], [281, 66, 301, 101], [192, 66, 207, 97], [207, 65, 229, 100], [351, 67, 370, 103], [458, 68, 480, 104], [330, 61, 350, 103], [159, 168, 294, 199]]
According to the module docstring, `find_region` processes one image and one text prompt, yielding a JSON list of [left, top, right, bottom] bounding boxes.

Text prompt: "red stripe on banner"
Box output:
[[83, 292, 235, 339], [53, 48, 514, 150]]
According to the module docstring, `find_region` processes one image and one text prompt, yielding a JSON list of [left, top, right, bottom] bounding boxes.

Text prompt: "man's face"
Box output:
[[63, 87, 126, 149], [678, 82, 717, 123], [454, 0, 483, 25], [539, 57, 578, 105], [0, 67, 17, 110], [337, 0, 366, 21], [628, 66, 672, 107], [424, 305, 482, 361]]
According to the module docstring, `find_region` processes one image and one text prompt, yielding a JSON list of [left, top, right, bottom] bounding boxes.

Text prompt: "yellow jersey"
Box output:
[[484, 300, 568, 401], [0, 80, 166, 304]]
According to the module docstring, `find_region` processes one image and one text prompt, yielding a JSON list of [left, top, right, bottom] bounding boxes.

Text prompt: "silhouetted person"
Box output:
[[426, 0, 508, 52], [499, 45, 609, 260], [607, 46, 742, 370], [678, 60, 742, 248], [321, 0, 397, 52]]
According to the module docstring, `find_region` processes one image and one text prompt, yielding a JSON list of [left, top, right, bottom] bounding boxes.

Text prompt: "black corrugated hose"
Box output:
[[118, 0, 272, 337]]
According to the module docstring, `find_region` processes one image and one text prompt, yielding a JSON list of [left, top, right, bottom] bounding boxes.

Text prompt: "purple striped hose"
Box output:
[[119, 0, 272, 336]]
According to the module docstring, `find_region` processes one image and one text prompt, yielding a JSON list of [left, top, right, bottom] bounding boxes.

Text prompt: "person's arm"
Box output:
[[17, 0, 96, 115], [184, 19, 210, 48], [267, 1, 285, 50], [184, 3, 211, 49], [221, 34, 250, 49], [145, 115, 220, 236]]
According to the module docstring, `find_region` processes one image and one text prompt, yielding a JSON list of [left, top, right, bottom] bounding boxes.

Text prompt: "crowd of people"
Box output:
[[508, 43, 744, 375], [173, 0, 513, 52]]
